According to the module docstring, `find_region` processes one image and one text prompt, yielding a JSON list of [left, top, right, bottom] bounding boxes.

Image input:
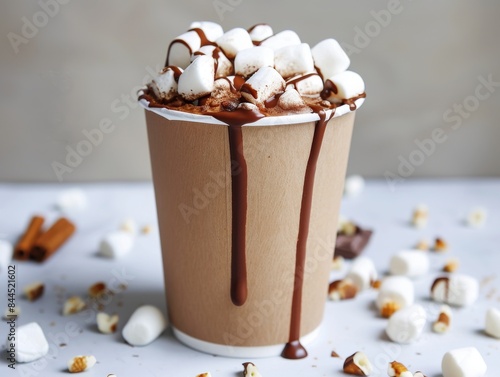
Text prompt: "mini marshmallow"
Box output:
[[240, 66, 285, 106], [412, 204, 428, 228], [377, 276, 414, 316], [274, 43, 315, 79], [68, 355, 97, 373], [344, 175, 365, 197], [277, 88, 308, 111], [485, 307, 500, 339], [311, 38, 350, 79], [11, 322, 49, 363], [99, 230, 134, 259], [442, 347, 487, 377], [56, 188, 88, 212], [260, 30, 301, 51], [389, 250, 429, 277], [324, 71, 365, 102], [150, 67, 181, 101], [122, 305, 167, 346], [193, 46, 233, 78], [466, 207, 487, 228], [120, 218, 138, 236], [243, 362, 262, 377], [248, 24, 274, 42], [386, 304, 426, 344], [345, 256, 378, 291], [168, 31, 201, 68], [0, 239, 13, 272], [178, 55, 215, 101], [189, 21, 224, 42], [286, 73, 324, 96], [234, 46, 274, 77], [216, 28, 253, 59], [431, 275, 479, 307]]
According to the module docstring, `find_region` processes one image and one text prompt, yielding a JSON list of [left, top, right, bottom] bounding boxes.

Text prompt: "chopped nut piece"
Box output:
[[88, 282, 107, 298], [466, 207, 487, 228], [97, 312, 119, 334], [371, 280, 382, 289], [343, 351, 373, 376], [63, 296, 86, 316], [340, 221, 357, 236], [141, 225, 153, 234], [24, 282, 44, 301], [328, 279, 357, 301], [331, 255, 344, 270], [195, 374, 211, 377], [243, 362, 262, 377], [413, 372, 427, 377], [388, 361, 413, 377], [331, 350, 340, 358], [433, 305, 452, 333], [68, 355, 96, 373], [415, 239, 429, 251], [434, 237, 448, 252], [411, 205, 428, 228], [443, 259, 459, 273], [381, 301, 400, 318], [120, 218, 137, 235]]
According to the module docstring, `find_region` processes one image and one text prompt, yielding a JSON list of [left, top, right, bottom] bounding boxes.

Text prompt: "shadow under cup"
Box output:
[[144, 105, 356, 358]]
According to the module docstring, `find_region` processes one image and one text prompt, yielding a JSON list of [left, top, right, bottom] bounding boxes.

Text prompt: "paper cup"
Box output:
[[142, 99, 362, 357]]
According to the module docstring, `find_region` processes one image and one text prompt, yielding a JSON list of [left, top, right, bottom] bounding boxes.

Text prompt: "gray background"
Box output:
[[1, 0, 499, 182]]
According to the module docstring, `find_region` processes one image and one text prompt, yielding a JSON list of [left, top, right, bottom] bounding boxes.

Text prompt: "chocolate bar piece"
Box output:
[[335, 226, 372, 259]]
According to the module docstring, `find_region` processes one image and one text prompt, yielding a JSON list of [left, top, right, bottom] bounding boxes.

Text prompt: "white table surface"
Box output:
[[0, 180, 499, 377]]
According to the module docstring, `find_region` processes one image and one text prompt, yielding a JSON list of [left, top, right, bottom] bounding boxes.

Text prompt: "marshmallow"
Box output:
[[431, 275, 479, 307], [243, 362, 262, 377], [442, 347, 487, 377], [386, 304, 426, 344], [311, 38, 350, 79], [345, 256, 377, 291], [240, 66, 285, 105], [485, 307, 500, 339], [150, 67, 181, 101], [376, 276, 414, 316], [189, 21, 224, 42], [344, 175, 365, 197], [274, 43, 315, 79], [216, 28, 253, 59], [167, 31, 201, 68], [56, 188, 87, 212], [11, 322, 49, 363], [120, 218, 138, 236], [122, 305, 167, 346], [68, 355, 97, 373], [178, 55, 215, 101], [466, 207, 487, 228], [277, 88, 308, 111], [260, 30, 301, 51], [193, 46, 233, 78], [286, 73, 324, 96], [324, 71, 365, 102], [99, 230, 134, 259], [0, 239, 13, 272], [234, 46, 274, 77], [248, 24, 274, 42], [389, 250, 429, 277]]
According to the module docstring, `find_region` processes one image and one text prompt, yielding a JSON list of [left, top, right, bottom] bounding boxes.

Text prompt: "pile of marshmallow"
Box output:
[[148, 21, 364, 110]]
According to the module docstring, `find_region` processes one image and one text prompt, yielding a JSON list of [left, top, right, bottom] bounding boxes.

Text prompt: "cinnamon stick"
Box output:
[[30, 217, 76, 262], [14, 215, 45, 260]]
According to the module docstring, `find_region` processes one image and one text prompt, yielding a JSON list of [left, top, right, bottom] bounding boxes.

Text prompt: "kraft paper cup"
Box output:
[[141, 98, 363, 358]]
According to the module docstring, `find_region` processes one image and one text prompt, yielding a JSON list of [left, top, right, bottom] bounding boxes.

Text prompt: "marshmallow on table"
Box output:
[[260, 30, 301, 51], [178, 55, 215, 101], [240, 66, 285, 106], [389, 250, 429, 277], [442, 347, 487, 377], [485, 308, 500, 339], [189, 21, 224, 42], [150, 67, 181, 101], [277, 88, 308, 111], [311, 38, 350, 79], [431, 274, 479, 306], [122, 305, 167, 346], [344, 175, 365, 197], [386, 304, 426, 344], [193, 45, 233, 79], [56, 188, 88, 212], [234, 46, 274, 77], [286, 73, 324, 96], [274, 43, 315, 79], [216, 28, 253, 59], [376, 276, 414, 315], [99, 230, 134, 259], [345, 256, 377, 291], [11, 322, 49, 363], [167, 31, 202, 69], [323, 71, 365, 102], [248, 24, 274, 42], [0, 239, 13, 272]]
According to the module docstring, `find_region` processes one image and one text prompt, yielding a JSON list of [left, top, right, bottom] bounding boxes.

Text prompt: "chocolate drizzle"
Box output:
[[282, 108, 332, 359], [286, 73, 321, 88]]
